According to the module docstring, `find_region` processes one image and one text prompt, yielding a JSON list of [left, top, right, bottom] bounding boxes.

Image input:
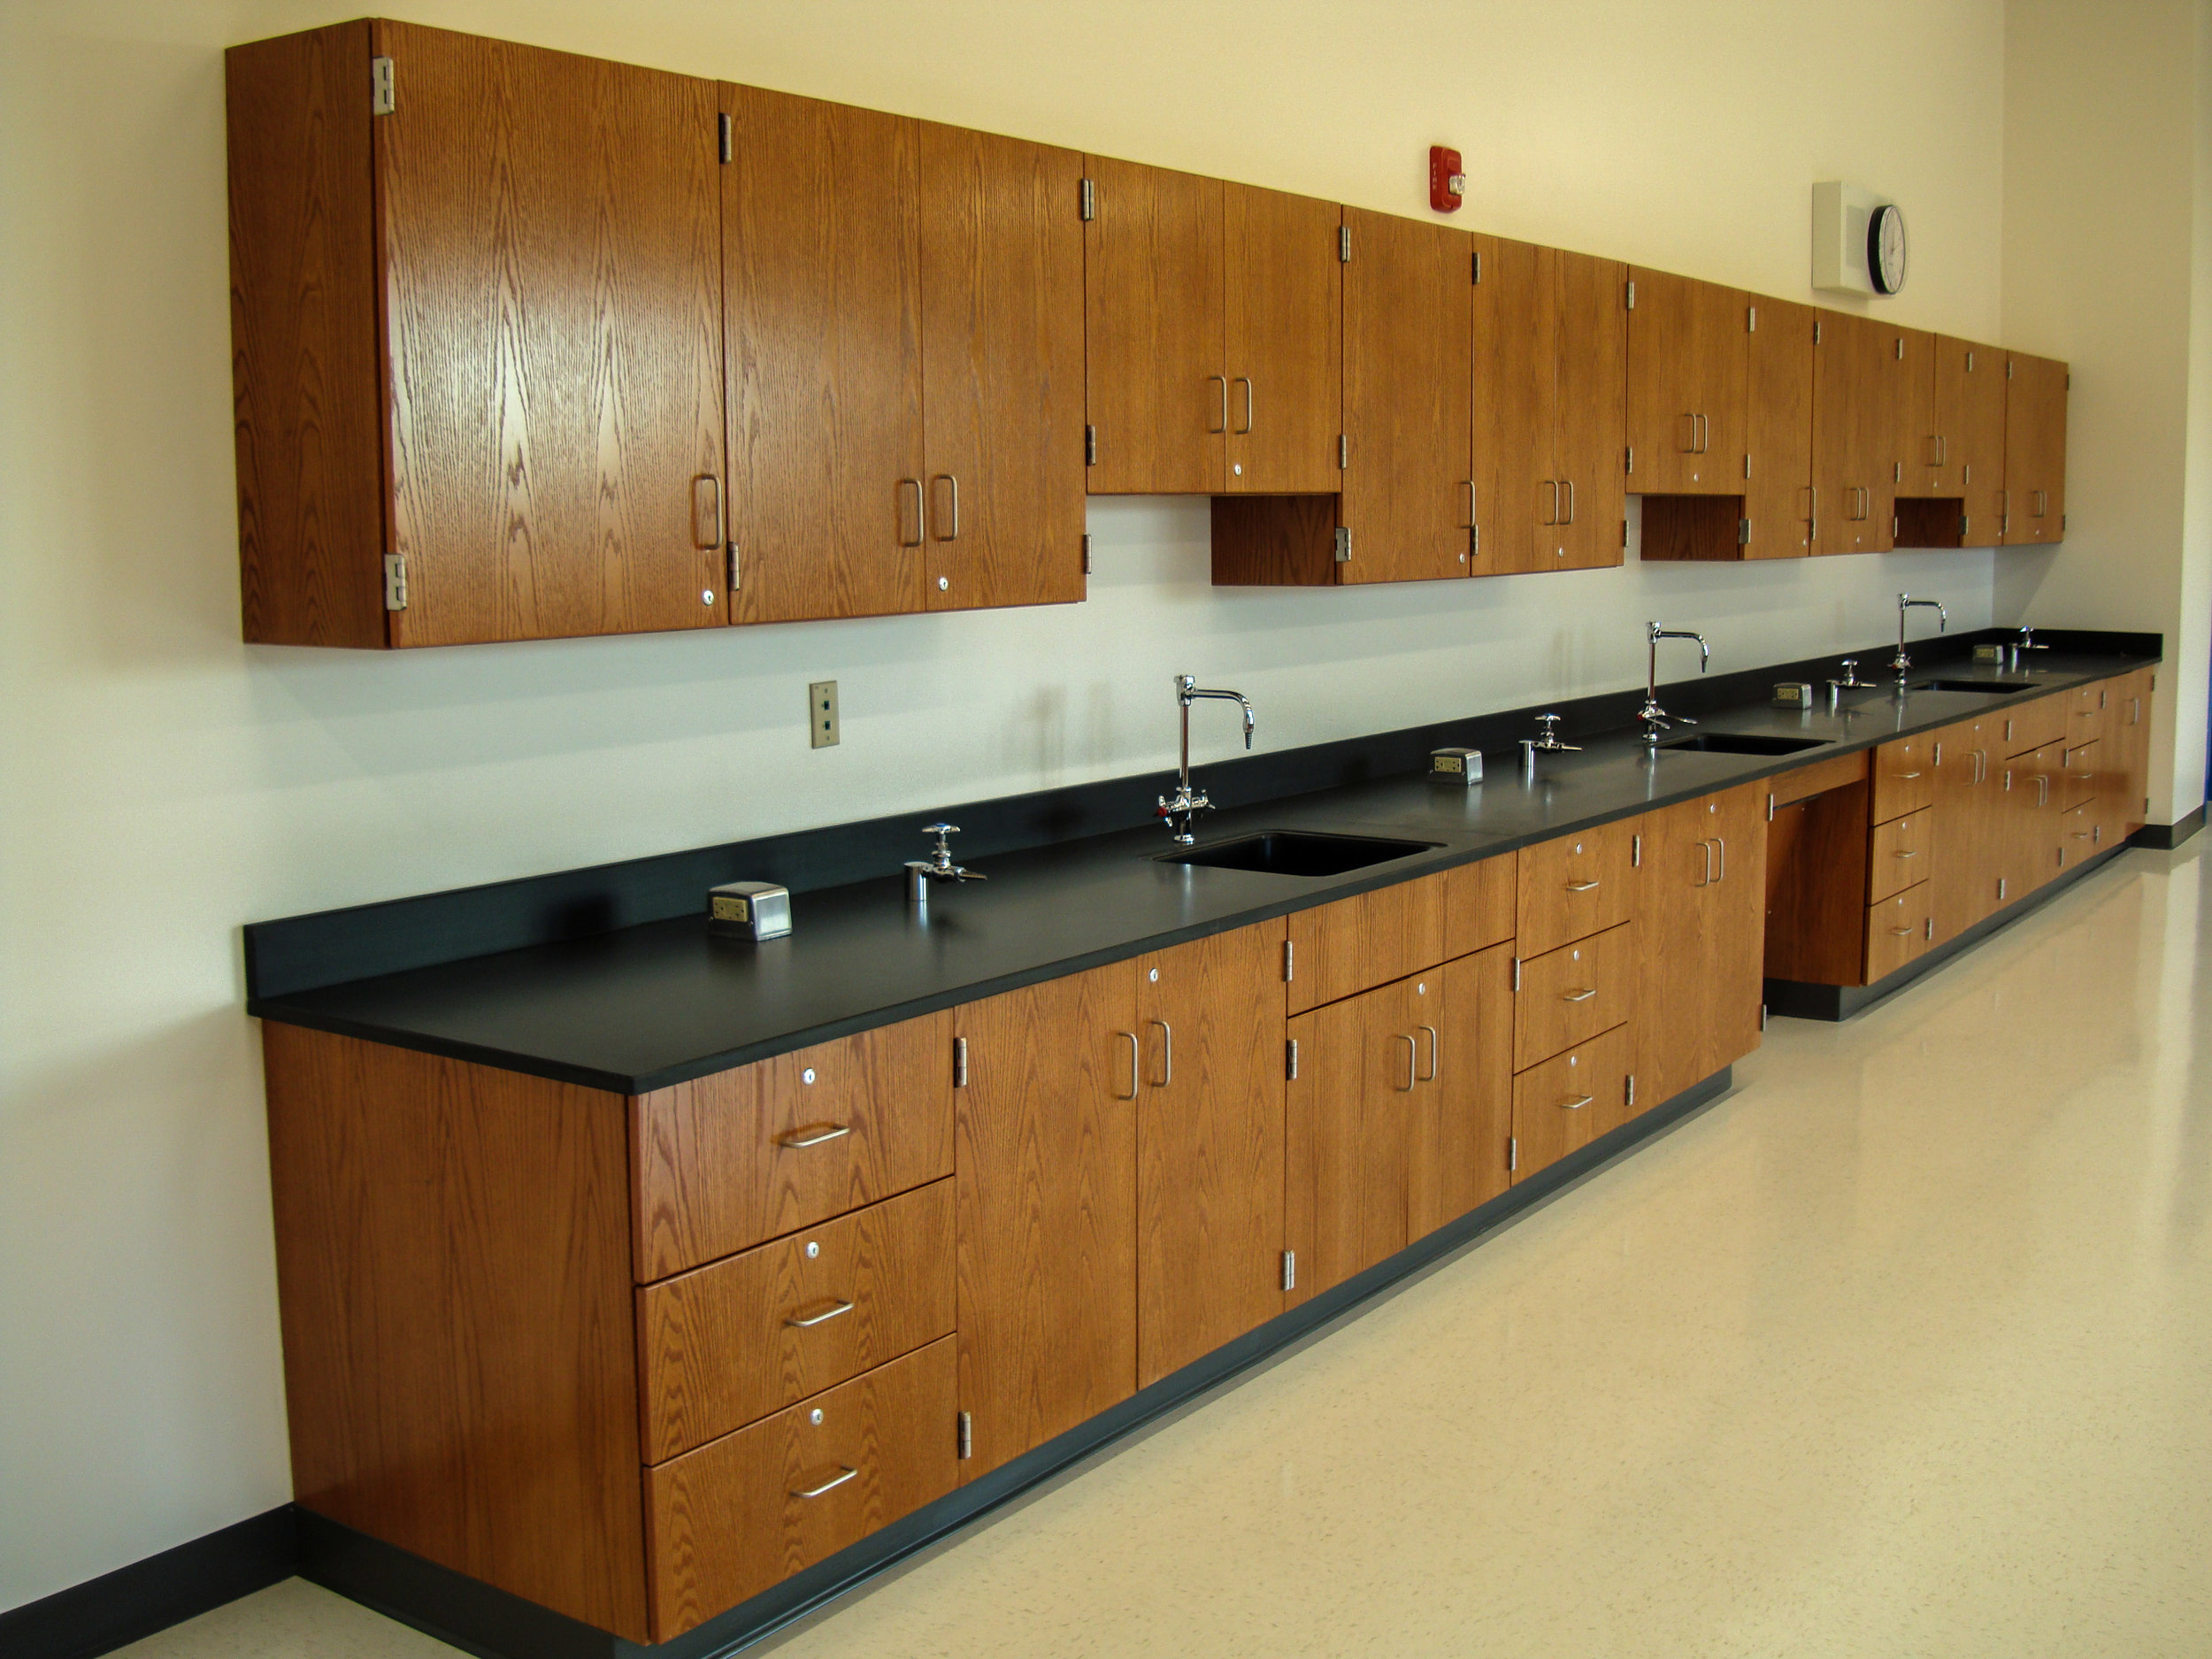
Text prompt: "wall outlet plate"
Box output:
[[809, 680, 840, 748]]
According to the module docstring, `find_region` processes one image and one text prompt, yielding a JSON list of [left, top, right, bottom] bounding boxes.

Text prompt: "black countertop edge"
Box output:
[[245, 636, 2162, 1096], [242, 626, 2162, 1003]]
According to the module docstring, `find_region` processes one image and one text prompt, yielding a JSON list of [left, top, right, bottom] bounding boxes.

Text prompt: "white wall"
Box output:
[[2001, 0, 2212, 820], [0, 0, 2025, 1610]]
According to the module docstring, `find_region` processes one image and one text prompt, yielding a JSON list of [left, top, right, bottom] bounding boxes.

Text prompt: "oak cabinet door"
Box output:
[[1342, 208, 1475, 583], [1893, 326, 1939, 496], [1929, 718, 2004, 946], [725, 86, 923, 623], [2003, 353, 2069, 544], [1551, 249, 1629, 570], [1933, 337, 2006, 529], [1084, 157, 1225, 494], [377, 23, 727, 645], [1134, 922, 1287, 1386], [1625, 269, 1745, 497], [918, 123, 1087, 612], [1744, 296, 1815, 557], [1635, 786, 1766, 1111], [1471, 233, 1550, 576], [952, 966, 1137, 1479], [1410, 944, 1514, 1237], [1224, 185, 1343, 495], [1812, 311, 1892, 556]]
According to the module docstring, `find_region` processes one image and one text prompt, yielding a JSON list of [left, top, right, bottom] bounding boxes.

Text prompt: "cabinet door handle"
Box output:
[[786, 1299, 855, 1329], [777, 1123, 851, 1149], [897, 478, 926, 548], [1462, 479, 1477, 529], [1714, 836, 1726, 882], [1149, 1018, 1173, 1087], [792, 1465, 859, 1500], [1207, 375, 1228, 434], [1562, 987, 1598, 1003], [1116, 1031, 1139, 1100], [1396, 1033, 1417, 1092], [1696, 839, 1713, 887], [1563, 478, 1576, 523], [1697, 412, 1709, 454], [2037, 776, 2050, 805], [1417, 1025, 1439, 1083], [1233, 376, 1253, 434], [692, 475, 723, 549], [932, 473, 959, 541], [1893, 849, 1917, 859], [1564, 879, 1601, 892], [1543, 479, 1558, 526], [1561, 1094, 1594, 1111], [1679, 412, 1698, 454]]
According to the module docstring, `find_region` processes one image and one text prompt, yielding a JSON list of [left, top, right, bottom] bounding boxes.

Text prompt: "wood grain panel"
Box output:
[[1870, 733, 1936, 822], [1286, 871, 1448, 1014], [1625, 269, 1744, 496], [1766, 747, 1869, 810], [1443, 854, 1517, 957], [1209, 492, 1341, 586], [379, 23, 725, 645], [1930, 716, 2004, 946], [227, 22, 388, 647], [636, 1179, 954, 1463], [1514, 920, 1636, 1070], [2002, 354, 2069, 545], [918, 123, 1086, 612], [1635, 786, 1765, 1111], [632, 1012, 955, 1280], [1136, 921, 1286, 1386], [2060, 741, 2100, 813], [2066, 681, 2111, 749], [1812, 311, 1889, 556], [1744, 296, 1815, 558], [1225, 184, 1342, 494], [726, 85, 921, 623], [2001, 694, 2068, 757], [1934, 337, 2006, 529], [1411, 943, 1513, 1237], [1471, 233, 1551, 576], [1639, 494, 1746, 564], [1893, 326, 1939, 495], [643, 1338, 956, 1641], [1084, 157, 1224, 494], [1763, 779, 1870, 985], [261, 1025, 649, 1640], [1552, 249, 1628, 569], [1864, 881, 1933, 982], [1867, 805, 1932, 903], [2105, 669, 2155, 839], [952, 965, 1137, 1479], [1511, 1022, 1630, 1181], [1342, 208, 1474, 583], [1514, 819, 1637, 956]]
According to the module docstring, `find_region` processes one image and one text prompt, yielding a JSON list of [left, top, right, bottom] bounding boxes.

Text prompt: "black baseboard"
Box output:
[[292, 1066, 1734, 1659], [0, 1506, 299, 1659], [1767, 834, 2142, 1022], [2131, 805, 2204, 850]]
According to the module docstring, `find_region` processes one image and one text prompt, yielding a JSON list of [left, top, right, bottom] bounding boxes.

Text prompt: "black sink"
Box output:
[[1656, 733, 1831, 756], [1912, 678, 2038, 695], [1159, 831, 1440, 878]]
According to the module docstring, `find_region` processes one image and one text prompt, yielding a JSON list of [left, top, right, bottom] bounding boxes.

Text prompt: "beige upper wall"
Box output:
[[0, 0, 2027, 1612]]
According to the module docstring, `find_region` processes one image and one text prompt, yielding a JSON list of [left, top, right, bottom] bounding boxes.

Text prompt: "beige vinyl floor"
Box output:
[[121, 839, 2212, 1659]]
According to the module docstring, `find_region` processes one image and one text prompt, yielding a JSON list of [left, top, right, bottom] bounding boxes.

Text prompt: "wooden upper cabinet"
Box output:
[[1083, 158, 1225, 494], [1812, 311, 1894, 555], [1341, 208, 1476, 582], [1550, 250, 1630, 570], [918, 123, 1087, 612], [726, 87, 922, 624], [1745, 296, 1815, 557], [230, 21, 728, 646], [1224, 185, 1344, 494], [1625, 269, 1745, 496], [1892, 326, 1939, 496], [1471, 233, 1549, 575], [1931, 336, 2004, 512], [2003, 353, 2070, 544]]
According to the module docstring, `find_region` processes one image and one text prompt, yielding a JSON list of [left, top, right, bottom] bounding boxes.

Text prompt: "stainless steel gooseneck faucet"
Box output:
[[1158, 673, 1256, 844], [1893, 593, 1948, 686], [1639, 621, 1709, 746]]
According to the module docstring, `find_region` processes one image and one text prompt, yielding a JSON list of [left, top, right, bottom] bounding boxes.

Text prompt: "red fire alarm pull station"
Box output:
[[1430, 145, 1465, 212]]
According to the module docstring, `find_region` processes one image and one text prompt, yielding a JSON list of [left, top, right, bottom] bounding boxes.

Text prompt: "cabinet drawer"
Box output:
[[1286, 872, 1447, 1015], [2060, 741, 2098, 812], [1515, 921, 1635, 1070], [1864, 881, 1932, 983], [2062, 800, 2110, 861], [2001, 695, 2066, 757], [2067, 682, 2108, 747], [632, 1012, 956, 1280], [1866, 807, 1932, 903], [1510, 1021, 1631, 1179], [1515, 820, 1636, 957], [637, 1179, 956, 1462], [1870, 735, 1934, 822], [643, 1336, 957, 1641]]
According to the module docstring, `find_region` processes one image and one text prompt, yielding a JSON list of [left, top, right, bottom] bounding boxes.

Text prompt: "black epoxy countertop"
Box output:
[[250, 651, 2154, 1094]]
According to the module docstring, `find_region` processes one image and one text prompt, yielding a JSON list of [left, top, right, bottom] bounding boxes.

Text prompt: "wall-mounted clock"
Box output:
[[1868, 203, 1908, 295]]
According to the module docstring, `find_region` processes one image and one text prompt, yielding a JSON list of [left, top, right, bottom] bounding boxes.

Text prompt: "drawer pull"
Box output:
[[778, 1123, 852, 1149], [786, 1298, 856, 1329], [1893, 770, 1924, 780], [791, 1464, 859, 1500], [1564, 879, 1601, 892], [1562, 987, 1598, 1002], [1888, 926, 1915, 937], [1893, 849, 1917, 859], [1561, 1094, 1594, 1111]]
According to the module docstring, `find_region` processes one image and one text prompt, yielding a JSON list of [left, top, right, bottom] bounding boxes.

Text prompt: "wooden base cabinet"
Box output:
[[1634, 785, 1767, 1111], [1930, 717, 2006, 946], [1512, 1021, 1633, 1177]]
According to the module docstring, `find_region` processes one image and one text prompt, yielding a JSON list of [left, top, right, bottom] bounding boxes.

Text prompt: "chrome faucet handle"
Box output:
[[2016, 626, 2047, 649], [906, 822, 985, 899], [1531, 713, 1581, 752]]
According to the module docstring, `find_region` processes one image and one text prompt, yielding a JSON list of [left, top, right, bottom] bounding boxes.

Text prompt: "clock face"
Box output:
[[1868, 203, 1908, 295]]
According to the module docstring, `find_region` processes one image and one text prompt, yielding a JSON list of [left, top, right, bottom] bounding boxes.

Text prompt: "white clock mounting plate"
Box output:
[[1811, 180, 1901, 296]]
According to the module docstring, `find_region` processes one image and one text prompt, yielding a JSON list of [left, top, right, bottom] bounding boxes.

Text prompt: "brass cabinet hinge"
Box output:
[[1625, 1073, 1636, 1108], [1510, 956, 1522, 992], [1508, 1136, 1518, 1173], [1625, 278, 1636, 309], [1084, 425, 1097, 466], [957, 1411, 972, 1459], [726, 542, 741, 591], [1079, 178, 1094, 221], [1339, 225, 1350, 262], [1283, 939, 1294, 981], [1282, 1250, 1297, 1290], [1472, 249, 1483, 284], [953, 1036, 968, 1087], [1286, 1038, 1298, 1080], [1339, 434, 1348, 470], [1082, 534, 1092, 576]]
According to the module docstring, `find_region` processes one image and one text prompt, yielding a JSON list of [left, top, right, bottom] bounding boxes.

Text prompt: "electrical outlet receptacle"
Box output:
[[809, 680, 840, 748]]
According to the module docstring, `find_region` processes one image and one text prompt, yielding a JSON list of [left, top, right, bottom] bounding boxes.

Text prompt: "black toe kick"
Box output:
[[297, 1066, 1736, 1659]]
